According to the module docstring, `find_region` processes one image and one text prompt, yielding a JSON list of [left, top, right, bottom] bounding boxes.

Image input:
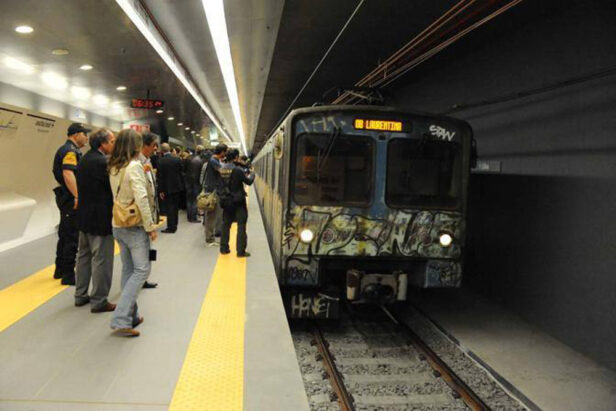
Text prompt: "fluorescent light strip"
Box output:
[[202, 0, 246, 154], [114, 0, 232, 143]]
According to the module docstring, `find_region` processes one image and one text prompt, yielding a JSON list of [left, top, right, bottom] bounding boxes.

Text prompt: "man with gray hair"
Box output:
[[74, 128, 116, 312]]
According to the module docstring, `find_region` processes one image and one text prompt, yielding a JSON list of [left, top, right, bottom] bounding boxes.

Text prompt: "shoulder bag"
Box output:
[[197, 162, 217, 212], [112, 166, 142, 227]]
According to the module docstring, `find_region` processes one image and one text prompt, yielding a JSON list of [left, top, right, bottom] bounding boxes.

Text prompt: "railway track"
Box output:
[[293, 305, 492, 411]]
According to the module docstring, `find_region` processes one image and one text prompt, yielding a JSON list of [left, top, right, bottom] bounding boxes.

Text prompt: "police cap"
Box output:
[[67, 123, 91, 136]]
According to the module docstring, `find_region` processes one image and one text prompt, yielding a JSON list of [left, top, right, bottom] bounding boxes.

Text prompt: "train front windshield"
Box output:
[[293, 133, 374, 206], [386, 138, 462, 209]]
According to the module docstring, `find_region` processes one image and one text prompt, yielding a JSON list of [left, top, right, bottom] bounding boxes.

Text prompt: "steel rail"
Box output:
[[380, 306, 491, 411], [311, 324, 355, 411]]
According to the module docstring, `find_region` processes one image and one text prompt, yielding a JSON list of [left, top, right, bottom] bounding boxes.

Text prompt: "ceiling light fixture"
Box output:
[[177, 122, 183, 126], [41, 72, 68, 90], [79, 64, 93, 71], [4, 56, 35, 74], [71, 86, 91, 100], [115, 0, 232, 147], [156, 109, 163, 114], [15, 25, 34, 34], [185, 127, 190, 130], [51, 48, 70, 56], [116, 85, 127, 91], [202, 0, 246, 154], [168, 116, 174, 121]]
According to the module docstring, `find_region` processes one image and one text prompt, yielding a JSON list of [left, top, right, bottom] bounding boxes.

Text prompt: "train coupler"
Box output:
[[346, 269, 408, 304]]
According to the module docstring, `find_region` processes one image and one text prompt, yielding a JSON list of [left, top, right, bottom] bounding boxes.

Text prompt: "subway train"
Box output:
[[253, 106, 474, 319]]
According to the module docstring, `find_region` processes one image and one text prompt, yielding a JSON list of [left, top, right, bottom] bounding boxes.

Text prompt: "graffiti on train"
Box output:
[[282, 206, 464, 287], [283, 206, 463, 258], [288, 292, 339, 319]]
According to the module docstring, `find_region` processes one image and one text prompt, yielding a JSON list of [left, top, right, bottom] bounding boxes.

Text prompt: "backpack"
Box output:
[[217, 183, 234, 210]]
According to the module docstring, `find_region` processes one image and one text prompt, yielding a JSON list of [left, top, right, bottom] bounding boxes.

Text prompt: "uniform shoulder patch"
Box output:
[[62, 151, 78, 166]]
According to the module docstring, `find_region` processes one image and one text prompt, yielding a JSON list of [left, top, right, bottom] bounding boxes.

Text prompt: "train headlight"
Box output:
[[299, 228, 314, 243], [439, 233, 453, 247]]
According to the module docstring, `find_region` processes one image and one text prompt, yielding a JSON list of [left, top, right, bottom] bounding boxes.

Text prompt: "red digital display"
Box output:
[[130, 99, 165, 109]]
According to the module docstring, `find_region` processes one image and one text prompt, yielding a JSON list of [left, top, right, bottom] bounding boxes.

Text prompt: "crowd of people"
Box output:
[[51, 123, 255, 337]]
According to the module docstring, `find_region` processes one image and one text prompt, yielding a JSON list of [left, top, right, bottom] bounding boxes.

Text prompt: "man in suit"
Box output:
[[139, 133, 160, 289], [157, 143, 184, 233], [185, 145, 205, 223], [74, 128, 116, 312]]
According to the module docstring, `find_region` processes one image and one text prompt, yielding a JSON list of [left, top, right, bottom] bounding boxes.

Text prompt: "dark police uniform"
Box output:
[[52, 138, 83, 282]]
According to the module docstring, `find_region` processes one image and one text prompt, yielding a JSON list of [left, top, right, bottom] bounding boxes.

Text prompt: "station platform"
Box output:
[[401, 289, 616, 411], [0, 190, 309, 411]]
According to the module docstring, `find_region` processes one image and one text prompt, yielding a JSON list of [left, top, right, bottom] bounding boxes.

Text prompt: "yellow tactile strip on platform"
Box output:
[[0, 242, 120, 333], [0, 266, 68, 333], [170, 225, 246, 411]]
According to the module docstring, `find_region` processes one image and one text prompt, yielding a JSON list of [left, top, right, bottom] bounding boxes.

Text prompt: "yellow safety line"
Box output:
[[170, 225, 246, 411], [0, 242, 121, 333]]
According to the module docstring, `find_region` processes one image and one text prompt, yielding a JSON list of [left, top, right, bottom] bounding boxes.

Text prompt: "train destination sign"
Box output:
[[130, 98, 165, 109], [354, 118, 403, 132]]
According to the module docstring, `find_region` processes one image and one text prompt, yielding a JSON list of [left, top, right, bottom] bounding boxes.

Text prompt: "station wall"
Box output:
[[0, 81, 121, 253], [390, 1, 616, 369]]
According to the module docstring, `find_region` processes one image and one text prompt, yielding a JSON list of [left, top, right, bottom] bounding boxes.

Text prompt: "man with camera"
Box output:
[[218, 149, 254, 257]]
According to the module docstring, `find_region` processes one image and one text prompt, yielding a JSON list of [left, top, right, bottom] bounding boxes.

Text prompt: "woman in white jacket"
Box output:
[[108, 129, 157, 337]]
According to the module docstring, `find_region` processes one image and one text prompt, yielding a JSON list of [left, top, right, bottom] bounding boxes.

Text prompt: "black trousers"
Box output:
[[165, 192, 180, 231], [221, 204, 247, 254], [54, 193, 78, 279]]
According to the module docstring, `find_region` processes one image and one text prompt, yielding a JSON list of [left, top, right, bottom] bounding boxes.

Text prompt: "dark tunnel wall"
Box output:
[[388, 1, 616, 369]]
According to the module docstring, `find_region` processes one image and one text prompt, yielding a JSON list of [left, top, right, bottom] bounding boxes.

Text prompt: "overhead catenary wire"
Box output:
[[333, 0, 525, 105], [265, 0, 366, 139]]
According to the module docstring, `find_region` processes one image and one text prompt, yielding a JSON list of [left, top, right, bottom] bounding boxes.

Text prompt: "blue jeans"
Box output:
[[111, 227, 151, 329]]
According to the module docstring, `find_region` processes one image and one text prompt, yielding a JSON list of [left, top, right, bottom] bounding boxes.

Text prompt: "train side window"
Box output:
[[386, 138, 461, 209], [293, 133, 373, 206]]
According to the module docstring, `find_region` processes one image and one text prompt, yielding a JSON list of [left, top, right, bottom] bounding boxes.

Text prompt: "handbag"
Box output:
[[112, 167, 142, 227]]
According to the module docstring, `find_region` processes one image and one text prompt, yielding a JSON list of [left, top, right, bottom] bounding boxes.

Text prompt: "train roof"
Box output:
[[286, 105, 471, 126]]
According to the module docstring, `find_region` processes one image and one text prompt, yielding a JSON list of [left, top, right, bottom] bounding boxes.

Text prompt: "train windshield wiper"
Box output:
[[317, 126, 341, 178]]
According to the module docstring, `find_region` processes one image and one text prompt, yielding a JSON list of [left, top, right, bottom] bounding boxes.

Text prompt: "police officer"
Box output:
[[52, 123, 90, 285]]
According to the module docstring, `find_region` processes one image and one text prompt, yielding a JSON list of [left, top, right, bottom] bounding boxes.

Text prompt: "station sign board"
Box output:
[[130, 98, 164, 110]]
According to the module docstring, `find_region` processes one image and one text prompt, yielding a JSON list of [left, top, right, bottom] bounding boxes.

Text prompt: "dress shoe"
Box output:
[[220, 249, 230, 255], [214, 231, 221, 237], [75, 297, 90, 307], [91, 302, 116, 313], [237, 252, 251, 258], [133, 316, 144, 328], [113, 328, 140, 337], [53, 272, 62, 279], [143, 281, 158, 289], [61, 277, 76, 286], [161, 229, 176, 233]]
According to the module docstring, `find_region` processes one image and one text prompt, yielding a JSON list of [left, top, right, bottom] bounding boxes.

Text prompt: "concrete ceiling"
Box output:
[[0, 0, 209, 146], [253, 0, 461, 153], [1, 0, 531, 153]]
